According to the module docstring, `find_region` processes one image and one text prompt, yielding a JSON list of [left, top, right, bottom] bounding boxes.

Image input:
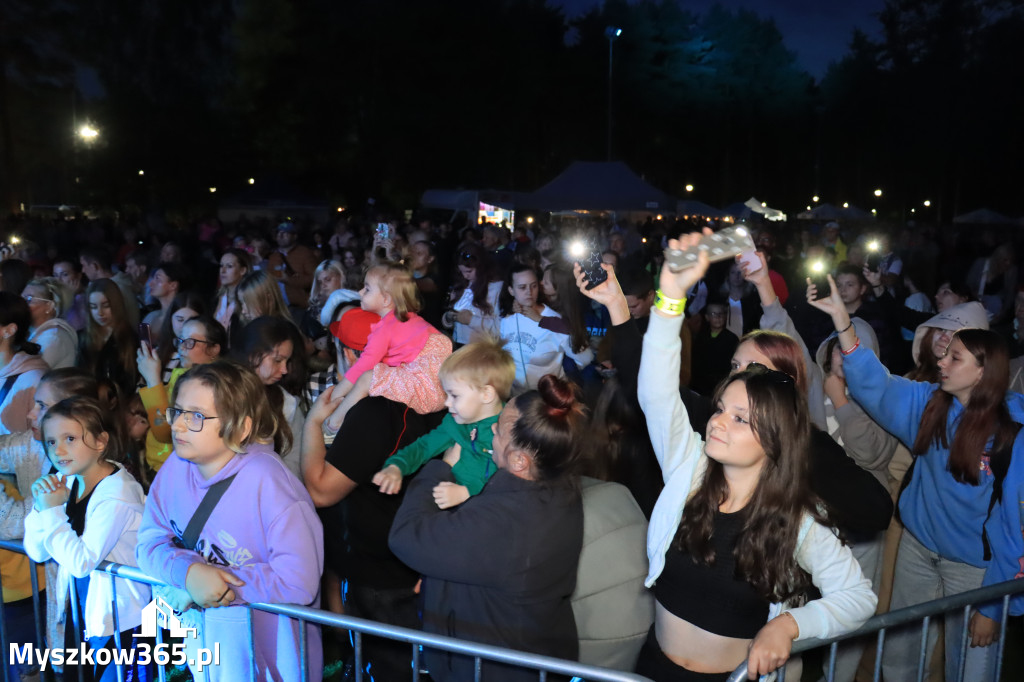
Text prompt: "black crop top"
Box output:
[[653, 510, 770, 639]]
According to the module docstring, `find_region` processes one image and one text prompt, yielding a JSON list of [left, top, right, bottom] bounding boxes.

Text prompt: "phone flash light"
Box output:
[[867, 240, 880, 252], [811, 261, 825, 274], [9, 236, 20, 245], [569, 242, 586, 259]]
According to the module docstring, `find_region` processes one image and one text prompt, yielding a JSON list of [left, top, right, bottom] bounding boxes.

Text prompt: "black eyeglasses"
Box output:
[[746, 363, 795, 385], [166, 407, 219, 432], [173, 336, 214, 350]]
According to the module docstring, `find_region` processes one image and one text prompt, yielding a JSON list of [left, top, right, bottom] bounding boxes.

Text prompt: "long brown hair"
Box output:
[[906, 327, 941, 383], [676, 366, 823, 603], [911, 329, 1017, 484], [84, 279, 137, 380]]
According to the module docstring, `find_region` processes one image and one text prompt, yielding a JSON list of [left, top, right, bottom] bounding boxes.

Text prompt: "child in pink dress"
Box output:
[[323, 263, 451, 438]]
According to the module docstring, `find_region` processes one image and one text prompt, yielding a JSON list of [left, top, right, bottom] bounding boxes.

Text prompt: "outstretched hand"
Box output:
[[307, 385, 344, 425], [806, 274, 846, 318], [739, 251, 771, 287], [573, 263, 629, 325], [658, 230, 711, 302]]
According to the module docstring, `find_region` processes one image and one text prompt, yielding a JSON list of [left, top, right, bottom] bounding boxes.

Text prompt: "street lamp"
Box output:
[[78, 124, 99, 142], [812, 195, 820, 203], [873, 188, 883, 197], [605, 27, 622, 161], [923, 200, 931, 207], [685, 184, 694, 193]]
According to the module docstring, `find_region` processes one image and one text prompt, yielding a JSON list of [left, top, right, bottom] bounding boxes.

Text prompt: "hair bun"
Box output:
[[537, 374, 576, 418]]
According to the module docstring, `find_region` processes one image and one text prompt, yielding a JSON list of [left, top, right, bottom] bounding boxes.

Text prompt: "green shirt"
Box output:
[[385, 412, 500, 495]]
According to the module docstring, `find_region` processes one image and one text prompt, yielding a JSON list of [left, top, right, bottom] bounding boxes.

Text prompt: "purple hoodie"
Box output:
[[137, 443, 324, 682]]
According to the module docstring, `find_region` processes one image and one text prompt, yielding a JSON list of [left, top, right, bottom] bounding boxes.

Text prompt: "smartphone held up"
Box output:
[[570, 239, 608, 290]]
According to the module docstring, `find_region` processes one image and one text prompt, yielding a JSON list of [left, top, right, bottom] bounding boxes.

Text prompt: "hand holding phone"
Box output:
[[138, 323, 153, 349], [665, 224, 755, 273], [569, 239, 608, 290]]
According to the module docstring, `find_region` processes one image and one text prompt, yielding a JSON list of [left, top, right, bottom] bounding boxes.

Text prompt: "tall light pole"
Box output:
[[606, 27, 622, 161]]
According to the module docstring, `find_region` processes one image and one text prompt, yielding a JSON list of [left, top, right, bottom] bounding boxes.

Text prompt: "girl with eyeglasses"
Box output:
[[137, 361, 323, 682], [23, 277, 76, 369], [634, 232, 875, 681], [137, 315, 226, 472], [156, 291, 209, 383]]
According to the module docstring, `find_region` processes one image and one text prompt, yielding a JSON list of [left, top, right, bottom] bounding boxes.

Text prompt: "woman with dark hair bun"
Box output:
[[389, 373, 585, 682]]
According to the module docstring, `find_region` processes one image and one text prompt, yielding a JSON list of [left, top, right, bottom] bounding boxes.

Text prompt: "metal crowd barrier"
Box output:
[[726, 576, 1024, 682], [0, 539, 651, 682]]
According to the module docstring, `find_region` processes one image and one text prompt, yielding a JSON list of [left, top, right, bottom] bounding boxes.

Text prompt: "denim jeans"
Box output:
[[881, 529, 998, 682]]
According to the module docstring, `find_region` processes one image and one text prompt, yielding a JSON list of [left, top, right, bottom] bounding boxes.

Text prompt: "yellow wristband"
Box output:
[[654, 290, 686, 316]]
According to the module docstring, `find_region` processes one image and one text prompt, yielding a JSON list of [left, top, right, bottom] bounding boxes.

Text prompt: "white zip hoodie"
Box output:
[[24, 465, 150, 639]]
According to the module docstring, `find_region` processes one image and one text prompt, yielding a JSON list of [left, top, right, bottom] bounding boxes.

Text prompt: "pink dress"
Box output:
[[346, 311, 451, 415]]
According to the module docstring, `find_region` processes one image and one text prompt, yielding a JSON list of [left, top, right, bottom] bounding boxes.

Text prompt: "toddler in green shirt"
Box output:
[[373, 339, 515, 508]]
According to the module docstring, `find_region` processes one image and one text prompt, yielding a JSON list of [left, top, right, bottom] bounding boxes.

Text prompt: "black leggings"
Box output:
[[635, 627, 732, 682]]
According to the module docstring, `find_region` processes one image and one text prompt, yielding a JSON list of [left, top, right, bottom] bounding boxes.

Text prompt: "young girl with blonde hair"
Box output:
[[323, 262, 451, 435]]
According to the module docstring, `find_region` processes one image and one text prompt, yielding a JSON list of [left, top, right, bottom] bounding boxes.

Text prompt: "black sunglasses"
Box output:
[[745, 362, 795, 385]]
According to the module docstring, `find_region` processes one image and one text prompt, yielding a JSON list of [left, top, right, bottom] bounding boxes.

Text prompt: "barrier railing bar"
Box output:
[[0, 539, 652, 682], [994, 595, 1009, 682], [354, 630, 363, 682], [875, 628, 886, 682], [474, 655, 482, 681], [915, 617, 927, 682], [109, 572, 125, 682], [956, 604, 969, 682], [250, 601, 650, 681], [0, 556, 7, 682], [299, 608, 308, 682], [246, 606, 256, 682], [29, 556, 45, 679], [826, 641, 837, 681], [412, 642, 420, 682], [727, 575, 1024, 682], [155, 614, 167, 682], [68, 576, 85, 682]]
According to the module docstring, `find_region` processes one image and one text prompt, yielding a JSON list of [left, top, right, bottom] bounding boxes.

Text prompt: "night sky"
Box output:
[[557, 0, 886, 79]]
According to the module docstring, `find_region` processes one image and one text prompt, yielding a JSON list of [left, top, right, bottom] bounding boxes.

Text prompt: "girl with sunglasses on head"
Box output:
[[808, 275, 1024, 682], [634, 232, 875, 681], [448, 242, 502, 346], [137, 315, 226, 472]]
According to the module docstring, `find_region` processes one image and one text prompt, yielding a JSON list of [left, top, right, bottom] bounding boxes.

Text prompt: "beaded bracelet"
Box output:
[[654, 290, 686, 316]]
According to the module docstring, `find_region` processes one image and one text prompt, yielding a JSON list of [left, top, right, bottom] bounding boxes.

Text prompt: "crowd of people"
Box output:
[[0, 210, 1021, 682]]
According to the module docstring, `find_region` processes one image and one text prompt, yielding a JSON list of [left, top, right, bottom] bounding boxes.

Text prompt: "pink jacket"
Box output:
[[344, 311, 435, 383]]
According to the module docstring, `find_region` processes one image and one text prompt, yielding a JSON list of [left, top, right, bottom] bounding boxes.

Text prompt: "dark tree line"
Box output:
[[0, 0, 1021, 219]]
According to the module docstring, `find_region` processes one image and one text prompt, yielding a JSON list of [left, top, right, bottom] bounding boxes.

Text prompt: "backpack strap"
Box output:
[[179, 474, 238, 552], [0, 374, 20, 405]]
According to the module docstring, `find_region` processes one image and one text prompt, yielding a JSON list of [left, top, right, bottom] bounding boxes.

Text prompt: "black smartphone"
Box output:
[[138, 322, 153, 349], [570, 239, 608, 290], [807, 261, 831, 300]]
